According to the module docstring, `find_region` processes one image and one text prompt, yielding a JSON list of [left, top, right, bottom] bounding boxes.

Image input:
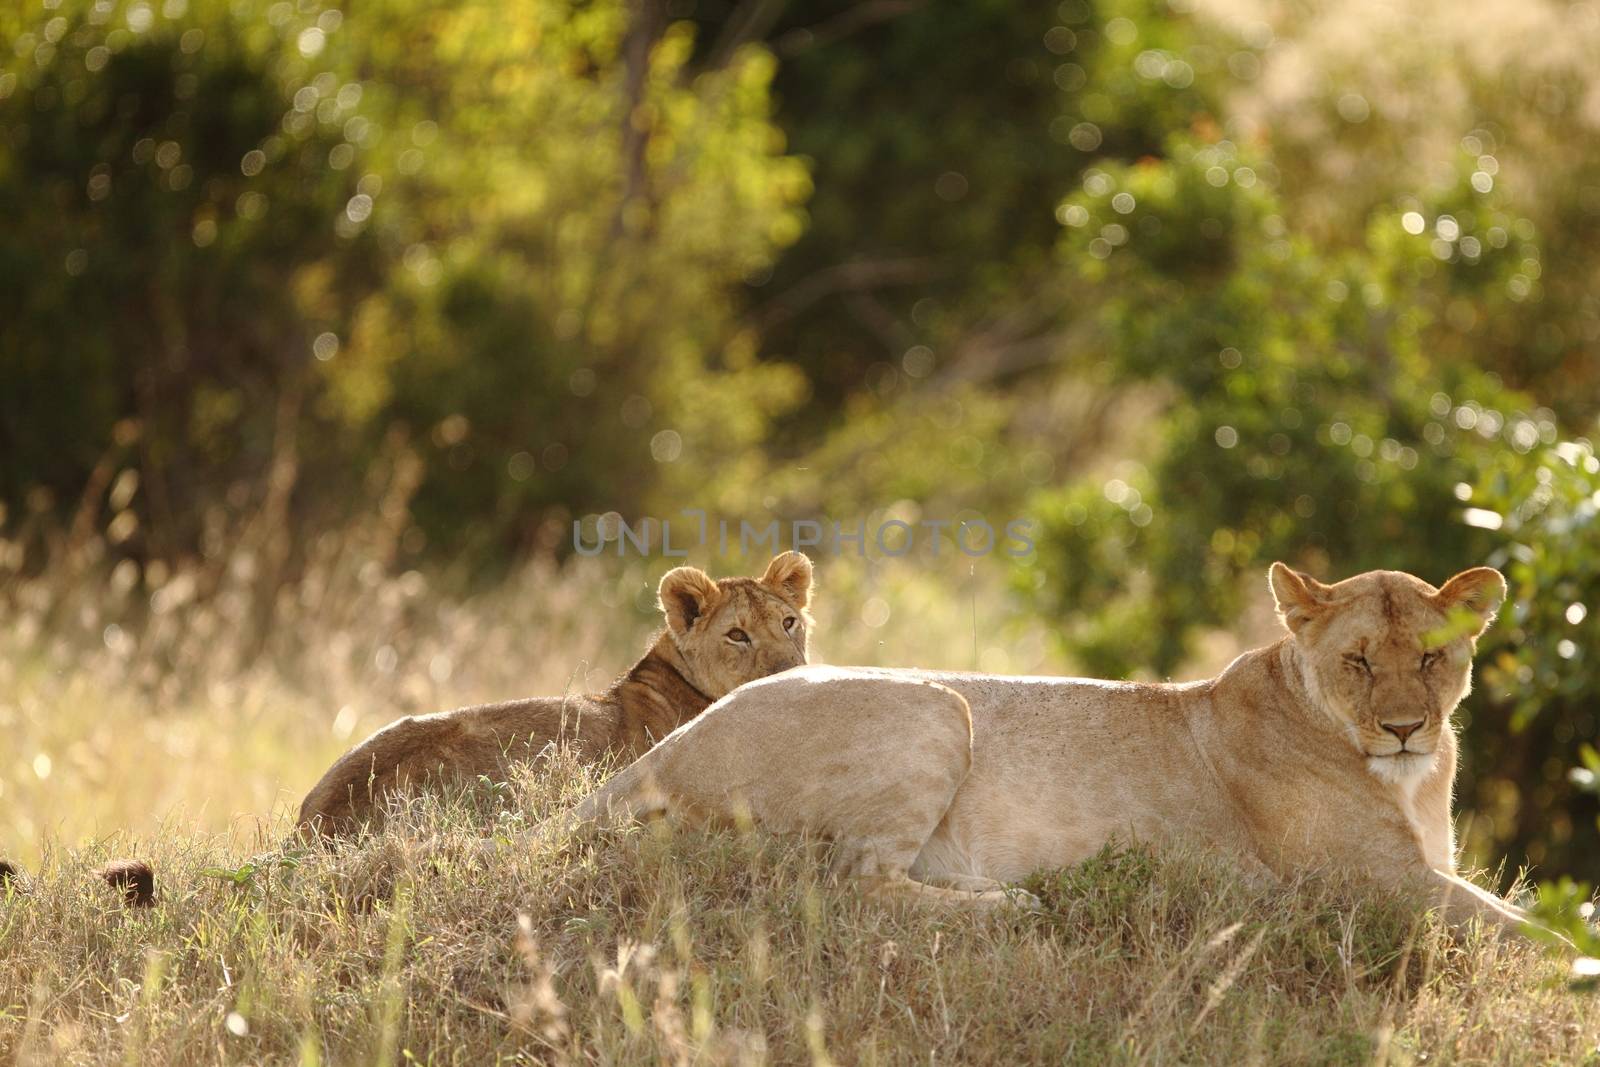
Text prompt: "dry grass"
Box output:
[[2, 518, 1595, 1064], [0, 508, 1069, 866], [2, 784, 1595, 1065]]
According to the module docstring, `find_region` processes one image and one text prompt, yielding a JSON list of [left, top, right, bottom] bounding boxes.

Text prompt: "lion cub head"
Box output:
[[657, 551, 813, 699], [1269, 562, 1506, 781]]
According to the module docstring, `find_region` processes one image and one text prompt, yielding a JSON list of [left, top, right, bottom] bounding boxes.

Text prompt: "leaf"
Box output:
[[1421, 606, 1485, 650], [199, 864, 258, 886]]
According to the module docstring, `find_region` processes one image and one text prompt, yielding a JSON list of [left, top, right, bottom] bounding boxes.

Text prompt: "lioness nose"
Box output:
[[1382, 720, 1424, 743]]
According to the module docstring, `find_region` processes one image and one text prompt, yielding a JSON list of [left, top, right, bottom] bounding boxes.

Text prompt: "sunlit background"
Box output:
[[1, 0, 1596, 886]]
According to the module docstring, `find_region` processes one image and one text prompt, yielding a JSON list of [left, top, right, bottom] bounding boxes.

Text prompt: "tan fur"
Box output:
[[298, 552, 813, 838], [543, 564, 1540, 935]]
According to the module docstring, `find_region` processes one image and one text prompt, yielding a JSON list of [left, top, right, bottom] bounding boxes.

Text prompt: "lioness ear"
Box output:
[[1268, 562, 1331, 634], [1434, 567, 1507, 637], [658, 566, 720, 635], [760, 551, 812, 608]]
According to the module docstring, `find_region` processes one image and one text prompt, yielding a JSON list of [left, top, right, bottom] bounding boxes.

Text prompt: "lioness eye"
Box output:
[[1344, 652, 1372, 673], [783, 616, 797, 632], [1420, 650, 1442, 670], [726, 628, 749, 644]]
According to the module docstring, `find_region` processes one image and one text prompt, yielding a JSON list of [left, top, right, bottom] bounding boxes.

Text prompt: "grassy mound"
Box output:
[[1, 761, 1592, 1066]]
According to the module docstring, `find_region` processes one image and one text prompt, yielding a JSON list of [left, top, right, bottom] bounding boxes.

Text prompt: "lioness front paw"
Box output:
[[1001, 886, 1044, 911]]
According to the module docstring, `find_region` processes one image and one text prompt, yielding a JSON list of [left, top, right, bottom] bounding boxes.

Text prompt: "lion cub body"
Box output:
[[298, 552, 812, 837], [297, 652, 701, 837], [556, 565, 1532, 934]]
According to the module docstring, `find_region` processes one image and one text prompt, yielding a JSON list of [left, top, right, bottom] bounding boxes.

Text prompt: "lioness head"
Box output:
[[656, 551, 813, 699], [1269, 562, 1506, 781]]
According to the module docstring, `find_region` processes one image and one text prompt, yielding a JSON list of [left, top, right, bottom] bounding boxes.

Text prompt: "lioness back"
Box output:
[[691, 666, 1242, 882], [864, 670, 1236, 878], [297, 551, 813, 838]]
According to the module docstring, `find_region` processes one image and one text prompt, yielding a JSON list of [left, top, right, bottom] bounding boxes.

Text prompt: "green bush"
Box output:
[[0, 0, 377, 547], [0, 0, 809, 561], [1463, 442, 1600, 882]]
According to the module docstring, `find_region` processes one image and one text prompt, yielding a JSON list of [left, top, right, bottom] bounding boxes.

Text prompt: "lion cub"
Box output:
[[297, 551, 812, 838]]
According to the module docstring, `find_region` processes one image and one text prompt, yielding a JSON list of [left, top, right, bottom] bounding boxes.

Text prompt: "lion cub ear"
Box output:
[[658, 566, 721, 635], [1268, 562, 1331, 634], [1434, 567, 1507, 637], [760, 551, 813, 608]]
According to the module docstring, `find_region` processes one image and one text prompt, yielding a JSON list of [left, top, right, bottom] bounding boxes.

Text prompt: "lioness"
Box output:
[[538, 563, 1538, 935], [298, 551, 812, 838]]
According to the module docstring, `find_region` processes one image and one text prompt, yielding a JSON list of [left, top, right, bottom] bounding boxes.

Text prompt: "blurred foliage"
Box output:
[[1228, 1, 1600, 423], [327, 0, 811, 557], [1018, 137, 1546, 674], [1465, 444, 1600, 882], [726, 0, 1226, 422], [0, 0, 378, 551], [1528, 872, 1599, 990], [1, 0, 809, 560], [2, 0, 1598, 883], [1528, 740, 1598, 989]]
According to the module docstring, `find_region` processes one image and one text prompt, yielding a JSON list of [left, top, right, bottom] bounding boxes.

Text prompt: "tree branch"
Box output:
[[704, 0, 791, 72], [774, 0, 928, 57], [752, 257, 942, 332], [610, 0, 667, 241]]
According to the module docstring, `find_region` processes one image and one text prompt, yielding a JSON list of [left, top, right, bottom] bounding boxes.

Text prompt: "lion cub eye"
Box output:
[[725, 628, 750, 644], [1343, 652, 1372, 674], [1420, 650, 1443, 670], [783, 616, 797, 632]]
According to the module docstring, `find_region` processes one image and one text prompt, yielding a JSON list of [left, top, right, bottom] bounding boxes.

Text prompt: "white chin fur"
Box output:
[[1366, 751, 1434, 784]]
